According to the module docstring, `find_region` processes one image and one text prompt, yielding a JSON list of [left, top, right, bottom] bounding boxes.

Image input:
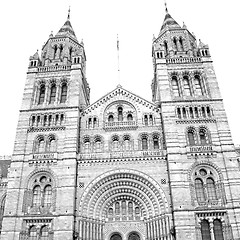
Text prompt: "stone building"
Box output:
[[0, 6, 240, 240]]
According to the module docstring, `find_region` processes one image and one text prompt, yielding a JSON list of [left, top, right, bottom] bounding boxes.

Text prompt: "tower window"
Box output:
[[206, 178, 217, 200], [173, 37, 178, 50], [195, 178, 206, 202], [153, 136, 159, 150], [187, 128, 196, 145], [183, 76, 192, 96], [69, 47, 73, 60], [49, 84, 56, 104], [201, 220, 211, 240], [164, 41, 168, 55], [43, 185, 52, 207], [189, 107, 194, 118], [213, 219, 224, 240], [144, 115, 148, 126], [59, 45, 63, 58], [194, 107, 199, 118], [179, 37, 184, 51], [53, 45, 57, 59], [194, 75, 204, 96], [199, 128, 208, 145], [32, 185, 41, 206], [171, 76, 180, 97], [60, 83, 67, 103], [142, 136, 148, 150], [38, 85, 45, 105]]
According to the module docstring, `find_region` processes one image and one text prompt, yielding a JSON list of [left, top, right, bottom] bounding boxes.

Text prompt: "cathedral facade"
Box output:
[[0, 7, 240, 240]]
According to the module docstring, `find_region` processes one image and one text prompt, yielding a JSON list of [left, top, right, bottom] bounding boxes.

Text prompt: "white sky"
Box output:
[[0, 0, 240, 155]]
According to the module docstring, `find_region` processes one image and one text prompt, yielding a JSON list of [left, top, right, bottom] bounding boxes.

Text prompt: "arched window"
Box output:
[[173, 37, 178, 50], [189, 107, 194, 118], [32, 185, 41, 207], [115, 202, 120, 215], [69, 47, 73, 60], [29, 225, 38, 240], [213, 219, 224, 240], [187, 129, 196, 145], [43, 185, 52, 207], [60, 83, 67, 103], [36, 137, 45, 153], [47, 135, 56, 152], [194, 107, 199, 118], [144, 115, 148, 126], [201, 106, 206, 118], [201, 220, 211, 240], [182, 107, 187, 118], [122, 201, 126, 215], [164, 41, 168, 55], [195, 178, 206, 202], [172, 76, 180, 97], [59, 45, 63, 58], [128, 202, 133, 215], [142, 135, 148, 150], [53, 45, 57, 59], [153, 135, 159, 150], [207, 178, 217, 200], [112, 135, 119, 151], [128, 232, 140, 240], [108, 115, 114, 122], [49, 84, 56, 104], [199, 128, 208, 145], [149, 114, 153, 125], [183, 76, 191, 96], [127, 113, 133, 121], [206, 106, 211, 118], [118, 107, 123, 121], [177, 108, 181, 119], [194, 75, 204, 95], [179, 37, 184, 51], [38, 85, 45, 105], [94, 136, 102, 152], [40, 225, 49, 240], [123, 135, 131, 151]]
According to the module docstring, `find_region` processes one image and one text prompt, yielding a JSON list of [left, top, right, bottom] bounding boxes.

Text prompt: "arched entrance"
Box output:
[[110, 233, 122, 240], [128, 232, 140, 240]]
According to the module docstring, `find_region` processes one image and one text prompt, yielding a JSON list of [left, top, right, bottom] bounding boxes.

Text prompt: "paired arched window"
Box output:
[[34, 135, 57, 153], [46, 135, 56, 152], [60, 83, 67, 103], [32, 176, 53, 208], [173, 37, 178, 50], [38, 85, 45, 105], [194, 168, 218, 204], [29, 225, 49, 240], [49, 84, 56, 104], [201, 219, 224, 240], [179, 37, 184, 51], [164, 41, 168, 55], [187, 127, 210, 146]]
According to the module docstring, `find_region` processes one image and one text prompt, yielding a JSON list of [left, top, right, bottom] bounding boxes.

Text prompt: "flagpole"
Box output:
[[117, 34, 120, 84]]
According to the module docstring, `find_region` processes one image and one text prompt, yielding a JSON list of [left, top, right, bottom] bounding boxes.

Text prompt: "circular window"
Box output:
[[199, 169, 207, 176]]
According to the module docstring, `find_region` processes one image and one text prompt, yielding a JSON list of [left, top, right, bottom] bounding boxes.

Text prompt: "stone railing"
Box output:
[[104, 121, 138, 131], [38, 65, 71, 72], [29, 152, 58, 166], [187, 145, 213, 153], [166, 57, 201, 64], [80, 149, 166, 160]]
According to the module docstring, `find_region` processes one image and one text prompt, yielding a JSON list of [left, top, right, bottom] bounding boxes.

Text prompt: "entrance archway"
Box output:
[[110, 233, 122, 240], [128, 232, 140, 240]]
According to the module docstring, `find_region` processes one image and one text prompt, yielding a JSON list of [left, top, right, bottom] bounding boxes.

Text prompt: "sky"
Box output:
[[0, 0, 240, 155]]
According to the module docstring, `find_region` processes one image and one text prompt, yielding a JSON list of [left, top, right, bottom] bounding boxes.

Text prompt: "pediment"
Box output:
[[82, 85, 159, 116]]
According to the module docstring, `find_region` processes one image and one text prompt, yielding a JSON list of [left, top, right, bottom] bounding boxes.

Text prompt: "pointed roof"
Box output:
[[55, 8, 78, 41], [159, 12, 181, 34], [82, 85, 159, 116]]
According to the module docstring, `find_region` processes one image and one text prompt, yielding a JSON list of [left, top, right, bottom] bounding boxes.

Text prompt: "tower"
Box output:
[[1, 11, 89, 239], [152, 7, 240, 240]]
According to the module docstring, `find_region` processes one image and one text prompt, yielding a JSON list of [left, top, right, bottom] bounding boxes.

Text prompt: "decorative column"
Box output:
[[55, 81, 61, 105], [209, 220, 215, 240]]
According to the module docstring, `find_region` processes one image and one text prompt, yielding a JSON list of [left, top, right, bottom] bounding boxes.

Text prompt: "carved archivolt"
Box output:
[[79, 169, 169, 220]]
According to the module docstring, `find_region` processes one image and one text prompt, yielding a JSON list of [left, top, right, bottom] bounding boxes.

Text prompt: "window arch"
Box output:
[[38, 85, 45, 105], [94, 135, 103, 152], [141, 134, 148, 150], [43, 185, 52, 207], [123, 135, 131, 151], [83, 136, 91, 153], [108, 115, 114, 122], [35, 136, 45, 153], [187, 128, 197, 146], [32, 185, 41, 206], [46, 135, 57, 152], [199, 127, 210, 145], [171, 76, 180, 97], [112, 135, 120, 151], [49, 84, 56, 104], [152, 134, 160, 150], [127, 113, 133, 121], [60, 83, 67, 103]]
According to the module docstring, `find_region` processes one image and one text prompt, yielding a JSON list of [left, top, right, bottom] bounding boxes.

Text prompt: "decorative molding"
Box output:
[[27, 126, 65, 133]]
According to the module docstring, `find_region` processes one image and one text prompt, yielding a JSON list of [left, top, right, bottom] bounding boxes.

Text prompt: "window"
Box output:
[[195, 179, 206, 202], [201, 220, 211, 240], [149, 114, 153, 125], [118, 107, 123, 121], [194, 75, 204, 95], [206, 178, 217, 200], [123, 135, 131, 151], [164, 41, 168, 55], [187, 129, 196, 145], [94, 136, 102, 152], [199, 128, 208, 145], [32, 185, 41, 206], [179, 37, 184, 51], [35, 136, 45, 153], [213, 219, 224, 240], [0, 195, 6, 231], [144, 115, 148, 126], [49, 84, 56, 104], [60, 83, 67, 103], [29, 226, 38, 240], [189, 107, 194, 118], [112, 135, 119, 151], [173, 37, 178, 50], [115, 202, 120, 215], [142, 136, 148, 150], [172, 76, 180, 97], [46, 135, 56, 152], [153, 135, 159, 150], [128, 202, 133, 215], [43, 185, 52, 207], [40, 225, 49, 240], [59, 45, 63, 58], [108, 115, 114, 122], [38, 85, 45, 105], [127, 113, 133, 121], [183, 76, 191, 96], [194, 107, 199, 118]]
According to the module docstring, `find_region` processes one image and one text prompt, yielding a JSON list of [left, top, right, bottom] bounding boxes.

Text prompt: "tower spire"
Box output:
[[68, 6, 71, 20], [164, 0, 168, 13]]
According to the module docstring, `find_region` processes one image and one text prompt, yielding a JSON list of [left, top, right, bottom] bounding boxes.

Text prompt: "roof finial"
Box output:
[[68, 6, 71, 20], [164, 0, 168, 13]]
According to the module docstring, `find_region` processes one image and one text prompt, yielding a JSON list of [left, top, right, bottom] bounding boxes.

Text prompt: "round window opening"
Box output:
[[128, 232, 140, 240], [110, 233, 122, 240]]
